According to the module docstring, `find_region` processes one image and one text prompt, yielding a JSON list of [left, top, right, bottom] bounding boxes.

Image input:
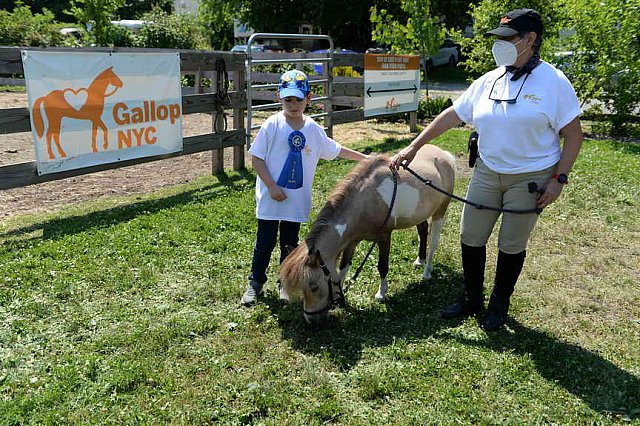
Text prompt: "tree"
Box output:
[[0, 0, 72, 22], [431, 0, 475, 31], [197, 0, 236, 50], [119, 0, 173, 19], [557, 0, 640, 135], [462, 0, 640, 135], [458, 0, 562, 76], [136, 8, 207, 50], [0, 4, 70, 47], [370, 0, 444, 59], [198, 0, 396, 51], [0, 0, 171, 22], [67, 0, 126, 46]]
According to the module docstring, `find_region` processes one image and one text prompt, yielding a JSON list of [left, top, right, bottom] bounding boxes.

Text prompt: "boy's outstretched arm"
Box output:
[[338, 147, 369, 161], [251, 155, 286, 201]]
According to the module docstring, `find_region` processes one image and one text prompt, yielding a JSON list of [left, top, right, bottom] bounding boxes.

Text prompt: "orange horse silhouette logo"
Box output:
[[31, 67, 124, 160]]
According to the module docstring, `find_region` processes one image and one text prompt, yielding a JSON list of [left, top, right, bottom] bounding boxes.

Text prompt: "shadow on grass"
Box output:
[[0, 169, 255, 243], [269, 263, 639, 419], [267, 264, 465, 369], [445, 321, 640, 419], [358, 136, 413, 155]]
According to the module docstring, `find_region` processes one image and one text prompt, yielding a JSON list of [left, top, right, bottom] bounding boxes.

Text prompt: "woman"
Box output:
[[391, 8, 583, 330]]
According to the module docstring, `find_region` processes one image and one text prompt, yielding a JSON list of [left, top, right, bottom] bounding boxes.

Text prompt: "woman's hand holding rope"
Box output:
[[390, 143, 420, 170]]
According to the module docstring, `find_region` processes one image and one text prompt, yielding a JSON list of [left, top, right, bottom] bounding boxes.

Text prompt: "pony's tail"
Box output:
[[32, 97, 45, 138]]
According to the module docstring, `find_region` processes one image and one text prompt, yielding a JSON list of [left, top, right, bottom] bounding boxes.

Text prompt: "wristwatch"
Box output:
[[552, 173, 569, 184]]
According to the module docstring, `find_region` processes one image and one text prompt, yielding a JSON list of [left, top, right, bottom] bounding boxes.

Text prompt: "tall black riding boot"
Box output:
[[442, 243, 486, 319], [482, 250, 526, 331]]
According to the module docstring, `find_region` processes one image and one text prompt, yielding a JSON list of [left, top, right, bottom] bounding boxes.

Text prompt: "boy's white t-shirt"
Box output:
[[453, 60, 582, 174], [249, 112, 342, 222]]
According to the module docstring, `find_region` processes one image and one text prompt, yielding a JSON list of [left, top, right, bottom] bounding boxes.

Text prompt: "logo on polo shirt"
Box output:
[[524, 94, 543, 103]]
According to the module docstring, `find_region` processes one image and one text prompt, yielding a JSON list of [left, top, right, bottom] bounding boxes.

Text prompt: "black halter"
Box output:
[[302, 250, 346, 317]]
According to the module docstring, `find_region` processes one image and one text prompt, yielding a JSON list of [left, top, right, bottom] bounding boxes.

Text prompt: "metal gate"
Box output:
[[244, 33, 334, 144]]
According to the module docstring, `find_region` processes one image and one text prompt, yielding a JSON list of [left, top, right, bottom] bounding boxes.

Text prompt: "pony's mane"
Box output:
[[279, 241, 311, 295], [305, 154, 388, 249]]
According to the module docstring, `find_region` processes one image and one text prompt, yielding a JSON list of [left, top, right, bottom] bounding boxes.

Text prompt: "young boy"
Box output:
[[241, 69, 368, 306]]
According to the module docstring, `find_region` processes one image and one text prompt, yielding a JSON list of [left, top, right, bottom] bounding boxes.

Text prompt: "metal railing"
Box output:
[[245, 33, 334, 145]]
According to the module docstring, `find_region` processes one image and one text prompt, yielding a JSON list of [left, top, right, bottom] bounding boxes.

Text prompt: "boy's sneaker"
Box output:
[[241, 280, 263, 306], [277, 281, 290, 304]]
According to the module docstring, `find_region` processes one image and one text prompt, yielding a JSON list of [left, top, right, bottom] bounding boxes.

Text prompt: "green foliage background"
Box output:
[[459, 0, 640, 135], [0, 4, 71, 47], [0, 0, 638, 134]]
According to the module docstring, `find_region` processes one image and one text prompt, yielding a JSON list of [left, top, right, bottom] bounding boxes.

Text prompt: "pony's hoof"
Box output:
[[375, 292, 385, 302], [422, 272, 432, 281], [413, 257, 425, 267]]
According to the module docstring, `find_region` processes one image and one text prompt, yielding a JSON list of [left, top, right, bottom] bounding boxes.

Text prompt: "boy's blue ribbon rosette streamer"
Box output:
[[277, 131, 306, 189]]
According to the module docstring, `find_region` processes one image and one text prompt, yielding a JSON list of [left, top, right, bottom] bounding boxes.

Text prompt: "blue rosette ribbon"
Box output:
[[277, 131, 306, 189]]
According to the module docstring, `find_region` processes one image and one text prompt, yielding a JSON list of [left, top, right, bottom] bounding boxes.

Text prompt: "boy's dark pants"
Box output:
[[250, 219, 300, 284]]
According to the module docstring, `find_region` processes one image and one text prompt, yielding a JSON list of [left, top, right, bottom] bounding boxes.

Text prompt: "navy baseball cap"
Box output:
[[484, 8, 543, 37], [278, 70, 311, 99]]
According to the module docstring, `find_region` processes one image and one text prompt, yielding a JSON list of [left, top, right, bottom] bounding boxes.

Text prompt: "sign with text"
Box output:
[[22, 50, 183, 175], [364, 54, 420, 118]]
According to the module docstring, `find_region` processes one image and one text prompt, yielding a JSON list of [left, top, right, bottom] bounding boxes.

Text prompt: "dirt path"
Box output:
[[1, 92, 433, 220]]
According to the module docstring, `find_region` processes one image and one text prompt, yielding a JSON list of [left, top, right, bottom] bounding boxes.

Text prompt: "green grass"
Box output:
[[0, 85, 26, 93], [1, 129, 639, 424]]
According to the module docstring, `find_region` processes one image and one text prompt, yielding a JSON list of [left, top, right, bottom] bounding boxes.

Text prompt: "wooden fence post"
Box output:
[[409, 111, 418, 132]]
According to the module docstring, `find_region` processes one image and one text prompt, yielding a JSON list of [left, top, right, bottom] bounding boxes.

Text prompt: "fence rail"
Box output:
[[0, 45, 415, 193]]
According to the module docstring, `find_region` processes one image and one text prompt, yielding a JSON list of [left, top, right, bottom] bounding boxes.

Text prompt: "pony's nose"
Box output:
[[304, 312, 330, 328]]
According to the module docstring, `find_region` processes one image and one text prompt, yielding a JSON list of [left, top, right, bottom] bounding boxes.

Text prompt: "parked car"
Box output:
[[230, 44, 284, 53], [365, 47, 389, 54], [365, 41, 459, 73], [312, 48, 362, 74], [59, 27, 83, 41], [424, 39, 460, 69]]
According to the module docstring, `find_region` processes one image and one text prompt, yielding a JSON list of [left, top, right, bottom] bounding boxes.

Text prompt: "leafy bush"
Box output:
[[105, 24, 136, 47], [559, 0, 640, 136], [134, 9, 207, 50], [417, 96, 452, 119], [66, 0, 126, 47], [0, 5, 70, 47]]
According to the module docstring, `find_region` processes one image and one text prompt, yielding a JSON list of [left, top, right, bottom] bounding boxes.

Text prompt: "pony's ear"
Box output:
[[285, 244, 297, 257], [306, 248, 320, 267]]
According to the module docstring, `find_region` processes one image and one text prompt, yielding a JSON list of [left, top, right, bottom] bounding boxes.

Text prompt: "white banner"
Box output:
[[22, 51, 183, 175]]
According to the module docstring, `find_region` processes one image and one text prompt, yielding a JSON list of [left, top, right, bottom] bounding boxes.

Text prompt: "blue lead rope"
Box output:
[[277, 131, 306, 189]]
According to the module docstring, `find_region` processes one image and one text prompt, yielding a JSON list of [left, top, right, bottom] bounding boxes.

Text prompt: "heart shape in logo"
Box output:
[[62, 88, 89, 111]]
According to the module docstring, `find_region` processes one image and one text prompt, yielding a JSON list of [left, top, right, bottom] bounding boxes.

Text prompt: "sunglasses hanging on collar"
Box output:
[[488, 53, 540, 104], [488, 70, 530, 104]]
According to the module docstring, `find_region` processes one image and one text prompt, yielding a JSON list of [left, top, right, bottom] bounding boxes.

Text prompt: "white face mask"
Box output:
[[491, 38, 525, 66]]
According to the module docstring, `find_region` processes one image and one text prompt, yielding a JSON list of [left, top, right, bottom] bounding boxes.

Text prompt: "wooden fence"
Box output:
[[0, 46, 415, 192]]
